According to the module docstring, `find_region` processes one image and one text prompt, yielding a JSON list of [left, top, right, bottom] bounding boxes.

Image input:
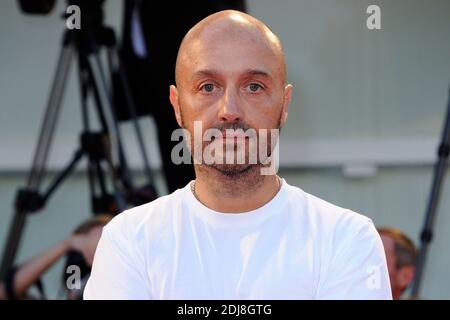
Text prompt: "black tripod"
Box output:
[[0, 0, 157, 279], [410, 84, 450, 298]]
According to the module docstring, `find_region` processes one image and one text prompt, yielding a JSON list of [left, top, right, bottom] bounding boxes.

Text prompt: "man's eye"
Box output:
[[247, 83, 263, 92], [201, 84, 215, 93]]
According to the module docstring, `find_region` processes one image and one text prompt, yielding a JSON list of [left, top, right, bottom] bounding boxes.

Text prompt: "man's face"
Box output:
[[170, 30, 292, 176]]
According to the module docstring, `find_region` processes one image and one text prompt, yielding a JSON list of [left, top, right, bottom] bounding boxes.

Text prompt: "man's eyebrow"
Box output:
[[243, 69, 271, 78], [191, 69, 221, 80]]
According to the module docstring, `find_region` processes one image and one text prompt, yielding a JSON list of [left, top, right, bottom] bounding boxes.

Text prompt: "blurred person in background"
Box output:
[[378, 227, 417, 300], [0, 214, 113, 300]]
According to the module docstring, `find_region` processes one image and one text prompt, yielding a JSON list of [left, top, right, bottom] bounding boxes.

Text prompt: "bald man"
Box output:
[[84, 11, 392, 300]]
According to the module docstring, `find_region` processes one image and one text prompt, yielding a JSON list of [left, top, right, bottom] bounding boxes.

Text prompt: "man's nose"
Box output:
[[218, 88, 242, 122]]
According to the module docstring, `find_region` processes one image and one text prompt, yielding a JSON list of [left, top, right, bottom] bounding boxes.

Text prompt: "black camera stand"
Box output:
[[0, 1, 157, 279]]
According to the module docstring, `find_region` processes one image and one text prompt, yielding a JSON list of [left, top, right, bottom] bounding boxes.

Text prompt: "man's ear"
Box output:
[[398, 265, 415, 290], [169, 85, 183, 127], [280, 84, 293, 128]]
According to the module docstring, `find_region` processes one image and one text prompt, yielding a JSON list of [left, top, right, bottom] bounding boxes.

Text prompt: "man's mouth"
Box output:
[[209, 134, 249, 142]]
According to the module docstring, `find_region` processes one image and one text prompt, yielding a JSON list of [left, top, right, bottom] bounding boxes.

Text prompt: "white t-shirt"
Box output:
[[84, 179, 392, 300]]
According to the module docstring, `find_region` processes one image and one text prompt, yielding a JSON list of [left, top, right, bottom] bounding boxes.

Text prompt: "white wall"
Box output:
[[1, 0, 450, 299]]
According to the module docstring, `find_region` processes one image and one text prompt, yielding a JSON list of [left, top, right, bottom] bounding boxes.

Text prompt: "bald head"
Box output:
[[175, 10, 287, 86], [168, 10, 293, 180]]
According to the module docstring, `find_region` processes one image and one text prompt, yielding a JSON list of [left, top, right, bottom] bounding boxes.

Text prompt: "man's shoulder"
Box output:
[[104, 185, 188, 236], [284, 182, 374, 233]]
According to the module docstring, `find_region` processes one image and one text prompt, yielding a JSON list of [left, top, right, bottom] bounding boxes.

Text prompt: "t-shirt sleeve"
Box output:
[[83, 216, 151, 300], [315, 213, 392, 300]]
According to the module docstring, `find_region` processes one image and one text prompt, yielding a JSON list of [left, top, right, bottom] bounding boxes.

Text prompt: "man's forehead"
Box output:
[[381, 234, 396, 250], [176, 11, 286, 85], [178, 37, 283, 83], [189, 68, 273, 82]]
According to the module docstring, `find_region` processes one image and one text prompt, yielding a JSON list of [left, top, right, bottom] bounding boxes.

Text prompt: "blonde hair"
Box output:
[[378, 227, 417, 269], [72, 214, 113, 235]]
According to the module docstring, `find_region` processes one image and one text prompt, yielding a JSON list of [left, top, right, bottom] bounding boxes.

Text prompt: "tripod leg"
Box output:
[[85, 54, 127, 212], [99, 51, 135, 190], [41, 149, 84, 202], [28, 45, 75, 187], [92, 53, 137, 191], [410, 86, 450, 297], [0, 42, 74, 278], [87, 55, 121, 168], [107, 46, 155, 185]]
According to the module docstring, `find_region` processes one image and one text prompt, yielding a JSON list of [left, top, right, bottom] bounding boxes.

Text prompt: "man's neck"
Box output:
[[193, 166, 281, 213]]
